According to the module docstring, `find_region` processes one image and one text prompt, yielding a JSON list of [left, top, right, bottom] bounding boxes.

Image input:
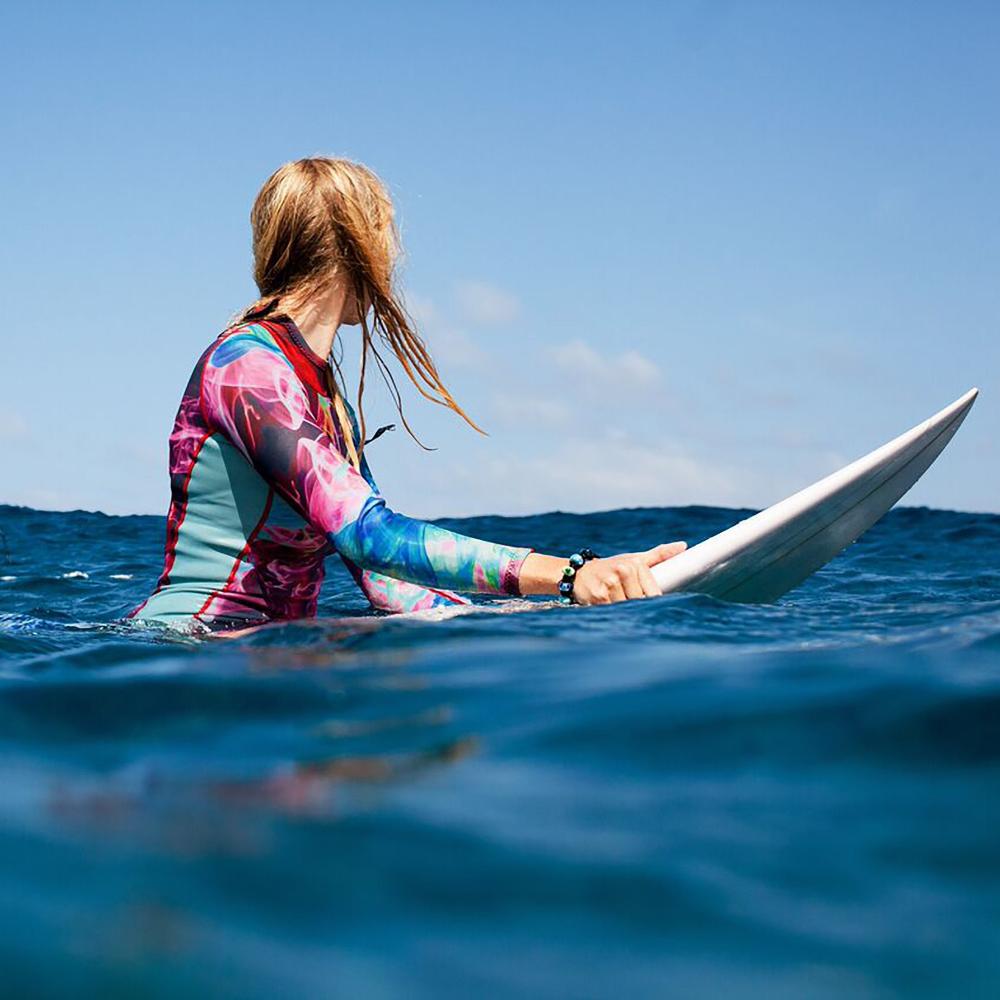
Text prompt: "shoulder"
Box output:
[[207, 322, 291, 374], [199, 322, 314, 434]]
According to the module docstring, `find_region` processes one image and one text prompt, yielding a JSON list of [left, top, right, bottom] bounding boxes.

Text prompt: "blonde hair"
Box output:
[[239, 156, 482, 460]]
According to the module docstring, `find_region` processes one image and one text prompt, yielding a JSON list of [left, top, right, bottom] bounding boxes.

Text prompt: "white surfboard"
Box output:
[[652, 388, 979, 603]]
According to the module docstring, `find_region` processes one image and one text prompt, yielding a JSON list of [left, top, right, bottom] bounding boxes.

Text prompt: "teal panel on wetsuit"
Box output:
[[137, 435, 271, 623]]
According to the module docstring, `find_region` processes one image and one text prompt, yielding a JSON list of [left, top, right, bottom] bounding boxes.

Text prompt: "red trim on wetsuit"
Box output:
[[259, 319, 329, 395], [127, 428, 214, 619]]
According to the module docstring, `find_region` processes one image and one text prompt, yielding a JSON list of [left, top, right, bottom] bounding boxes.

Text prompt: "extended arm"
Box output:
[[342, 554, 470, 611], [200, 331, 529, 595], [342, 433, 470, 611]]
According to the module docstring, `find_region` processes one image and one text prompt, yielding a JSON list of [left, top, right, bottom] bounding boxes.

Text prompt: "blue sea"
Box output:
[[1, 503, 999, 998]]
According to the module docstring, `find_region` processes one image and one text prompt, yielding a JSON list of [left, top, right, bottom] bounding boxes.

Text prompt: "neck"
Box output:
[[279, 282, 350, 362]]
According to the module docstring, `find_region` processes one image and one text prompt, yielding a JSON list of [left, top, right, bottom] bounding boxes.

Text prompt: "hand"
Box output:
[[571, 542, 687, 605]]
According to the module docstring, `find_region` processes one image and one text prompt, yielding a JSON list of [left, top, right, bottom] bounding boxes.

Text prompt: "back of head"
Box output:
[[239, 157, 481, 449], [246, 157, 397, 314]]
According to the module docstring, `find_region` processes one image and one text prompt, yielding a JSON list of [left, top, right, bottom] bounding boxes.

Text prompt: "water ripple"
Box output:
[[1, 502, 999, 997]]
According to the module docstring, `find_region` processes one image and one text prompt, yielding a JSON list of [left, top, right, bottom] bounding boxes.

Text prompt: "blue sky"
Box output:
[[1, 1, 997, 517]]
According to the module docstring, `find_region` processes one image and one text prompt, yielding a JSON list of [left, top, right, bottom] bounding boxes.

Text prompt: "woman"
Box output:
[[130, 157, 686, 631]]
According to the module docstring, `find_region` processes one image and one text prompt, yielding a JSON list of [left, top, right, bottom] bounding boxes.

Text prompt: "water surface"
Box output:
[[1, 503, 999, 998]]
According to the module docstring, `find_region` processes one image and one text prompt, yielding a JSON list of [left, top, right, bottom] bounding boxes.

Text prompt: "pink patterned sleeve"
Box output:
[[200, 330, 531, 596]]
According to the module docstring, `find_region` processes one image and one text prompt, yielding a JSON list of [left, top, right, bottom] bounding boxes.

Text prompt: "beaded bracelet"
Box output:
[[558, 547, 600, 604]]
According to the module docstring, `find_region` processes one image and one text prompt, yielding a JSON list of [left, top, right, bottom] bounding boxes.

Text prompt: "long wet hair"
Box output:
[[237, 156, 482, 461]]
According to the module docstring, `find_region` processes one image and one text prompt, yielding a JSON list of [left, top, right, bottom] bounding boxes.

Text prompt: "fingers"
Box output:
[[574, 563, 627, 604], [605, 572, 627, 603], [603, 561, 649, 603], [571, 547, 682, 605], [615, 559, 666, 600], [643, 541, 687, 566], [619, 563, 645, 600], [637, 564, 661, 598]]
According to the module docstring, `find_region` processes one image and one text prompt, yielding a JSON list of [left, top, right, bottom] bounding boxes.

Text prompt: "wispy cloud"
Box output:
[[523, 435, 735, 510], [0, 412, 29, 441], [551, 340, 660, 387], [489, 393, 573, 427], [404, 291, 437, 326], [428, 431, 739, 517], [405, 291, 489, 368], [428, 327, 489, 367], [454, 281, 521, 327]]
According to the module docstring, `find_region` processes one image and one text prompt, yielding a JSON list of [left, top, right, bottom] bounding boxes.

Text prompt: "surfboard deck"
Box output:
[[652, 388, 979, 603]]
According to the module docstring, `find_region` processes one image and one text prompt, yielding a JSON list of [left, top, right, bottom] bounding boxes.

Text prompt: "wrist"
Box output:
[[517, 553, 567, 596], [555, 547, 599, 603]]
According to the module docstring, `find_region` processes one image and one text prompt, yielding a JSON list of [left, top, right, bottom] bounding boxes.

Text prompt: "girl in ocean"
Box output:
[[130, 157, 686, 631]]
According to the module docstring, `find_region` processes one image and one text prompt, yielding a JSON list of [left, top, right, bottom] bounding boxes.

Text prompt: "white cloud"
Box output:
[[404, 290, 490, 368], [0, 412, 29, 441], [454, 281, 521, 327], [490, 394, 573, 427], [551, 340, 661, 389], [427, 326, 488, 367], [404, 430, 740, 518], [404, 291, 437, 326], [618, 350, 661, 385], [531, 435, 735, 510]]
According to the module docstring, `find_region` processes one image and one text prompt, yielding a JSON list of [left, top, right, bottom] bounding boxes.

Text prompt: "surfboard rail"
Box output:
[[652, 388, 979, 603]]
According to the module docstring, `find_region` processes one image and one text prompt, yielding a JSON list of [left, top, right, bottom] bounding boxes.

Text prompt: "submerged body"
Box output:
[[130, 317, 529, 630]]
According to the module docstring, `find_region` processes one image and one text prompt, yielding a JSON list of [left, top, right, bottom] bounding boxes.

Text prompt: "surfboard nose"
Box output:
[[653, 386, 981, 602], [939, 387, 978, 424]]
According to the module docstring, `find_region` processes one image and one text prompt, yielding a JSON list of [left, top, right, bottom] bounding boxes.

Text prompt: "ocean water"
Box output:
[[1, 502, 999, 999]]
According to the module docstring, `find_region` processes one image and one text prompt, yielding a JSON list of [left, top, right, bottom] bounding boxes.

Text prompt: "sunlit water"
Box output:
[[1, 503, 999, 998]]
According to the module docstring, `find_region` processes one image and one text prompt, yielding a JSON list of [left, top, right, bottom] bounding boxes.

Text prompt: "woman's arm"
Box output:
[[342, 554, 470, 611], [201, 332, 530, 595], [345, 415, 471, 611], [519, 545, 687, 603]]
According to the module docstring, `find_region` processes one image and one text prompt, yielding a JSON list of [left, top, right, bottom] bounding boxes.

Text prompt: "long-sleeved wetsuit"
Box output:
[[130, 316, 531, 630]]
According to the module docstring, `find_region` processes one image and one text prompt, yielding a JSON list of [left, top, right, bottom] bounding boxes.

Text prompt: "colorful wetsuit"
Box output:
[[130, 316, 531, 630]]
